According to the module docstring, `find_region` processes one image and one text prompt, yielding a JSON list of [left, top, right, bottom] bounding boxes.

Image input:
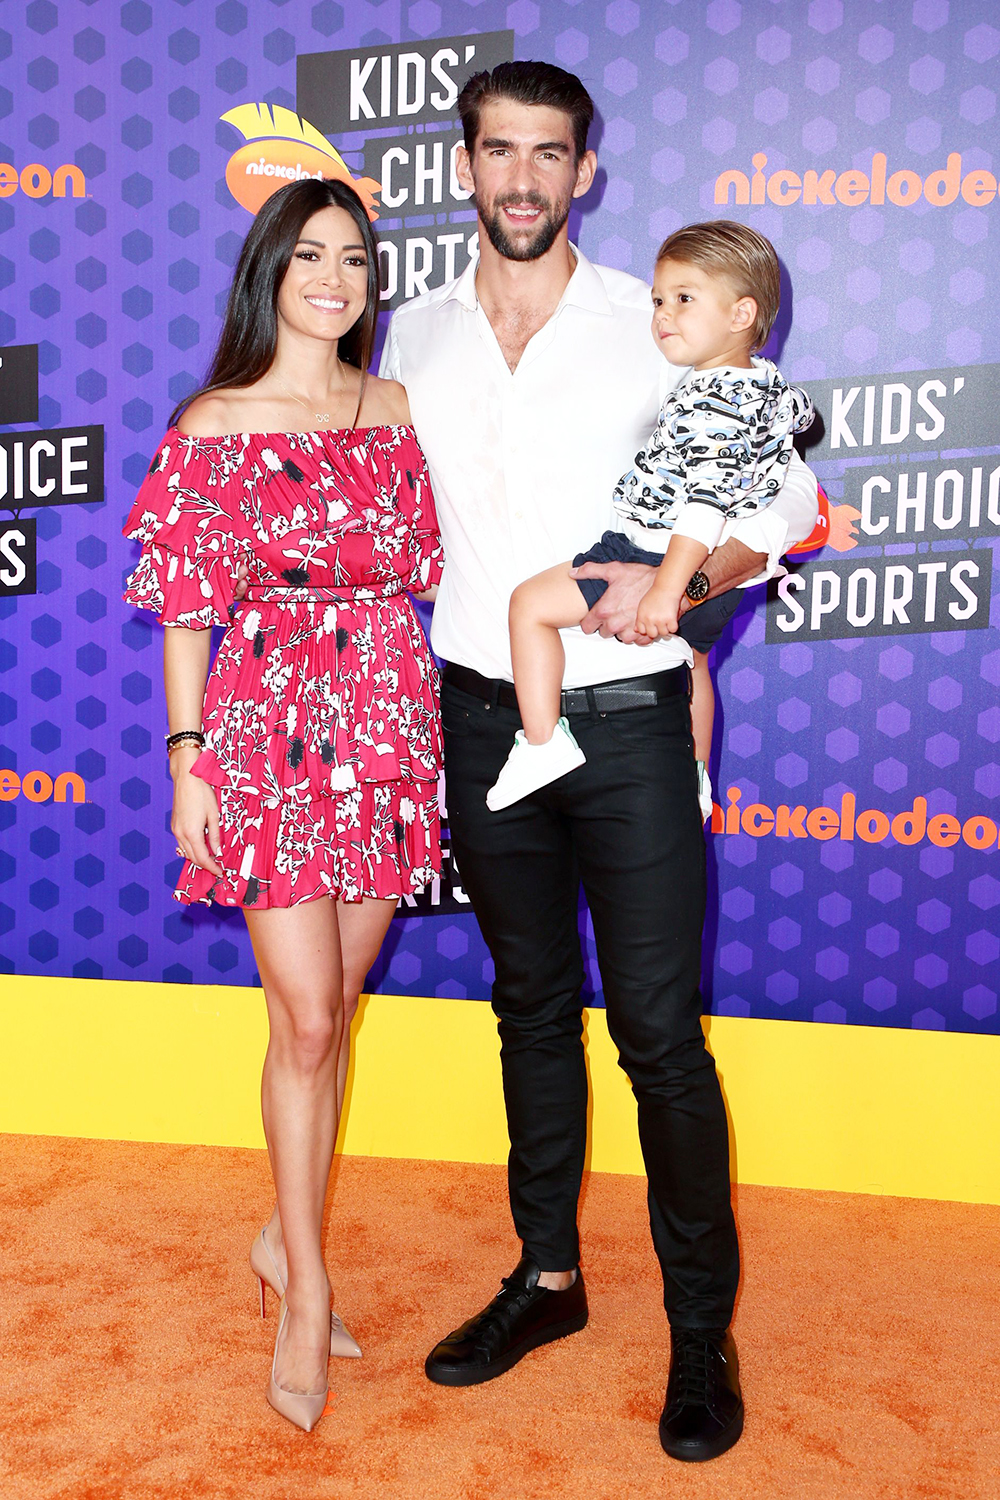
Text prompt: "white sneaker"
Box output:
[[486, 718, 586, 811], [696, 760, 714, 823]]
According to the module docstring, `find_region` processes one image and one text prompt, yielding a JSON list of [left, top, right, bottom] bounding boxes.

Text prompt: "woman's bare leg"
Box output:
[[261, 898, 397, 1286], [245, 899, 344, 1396], [508, 565, 589, 743], [335, 897, 397, 1118]]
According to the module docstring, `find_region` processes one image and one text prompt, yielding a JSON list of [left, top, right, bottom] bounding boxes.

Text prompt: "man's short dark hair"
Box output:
[[458, 61, 595, 162]]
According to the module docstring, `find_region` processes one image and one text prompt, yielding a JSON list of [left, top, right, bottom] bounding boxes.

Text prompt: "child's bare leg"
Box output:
[[487, 565, 589, 811], [690, 650, 715, 762], [509, 565, 588, 744], [690, 649, 716, 822]]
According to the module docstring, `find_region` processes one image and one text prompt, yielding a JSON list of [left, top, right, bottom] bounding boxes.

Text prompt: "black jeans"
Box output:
[[441, 674, 740, 1330]]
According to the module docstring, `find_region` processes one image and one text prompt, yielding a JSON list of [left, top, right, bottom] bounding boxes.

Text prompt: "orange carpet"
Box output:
[[1, 1136, 997, 1500]]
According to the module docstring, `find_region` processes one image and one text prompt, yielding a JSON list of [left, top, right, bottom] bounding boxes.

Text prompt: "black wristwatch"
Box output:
[[685, 570, 710, 603]]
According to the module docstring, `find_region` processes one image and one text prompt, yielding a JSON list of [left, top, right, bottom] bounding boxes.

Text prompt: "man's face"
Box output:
[[456, 100, 596, 262]]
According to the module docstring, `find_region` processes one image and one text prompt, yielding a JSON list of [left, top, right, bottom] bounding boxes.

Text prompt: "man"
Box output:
[[381, 61, 817, 1464]]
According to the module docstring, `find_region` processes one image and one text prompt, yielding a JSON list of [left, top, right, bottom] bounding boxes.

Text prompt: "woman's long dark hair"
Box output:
[[169, 177, 380, 426]]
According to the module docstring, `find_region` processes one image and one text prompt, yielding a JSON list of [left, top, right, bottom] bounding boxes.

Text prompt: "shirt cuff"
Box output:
[[726, 506, 790, 588], [670, 502, 727, 552]]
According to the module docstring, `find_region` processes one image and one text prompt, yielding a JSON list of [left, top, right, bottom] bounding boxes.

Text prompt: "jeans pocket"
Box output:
[[597, 697, 693, 754], [441, 686, 489, 739]]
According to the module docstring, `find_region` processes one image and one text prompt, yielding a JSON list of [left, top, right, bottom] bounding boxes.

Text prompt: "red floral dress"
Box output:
[[123, 425, 444, 908]]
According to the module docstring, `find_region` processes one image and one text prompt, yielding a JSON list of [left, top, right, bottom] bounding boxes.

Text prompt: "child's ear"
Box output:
[[732, 296, 757, 332]]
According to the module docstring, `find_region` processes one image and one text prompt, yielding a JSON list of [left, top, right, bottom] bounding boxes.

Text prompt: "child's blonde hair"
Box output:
[[656, 220, 781, 351]]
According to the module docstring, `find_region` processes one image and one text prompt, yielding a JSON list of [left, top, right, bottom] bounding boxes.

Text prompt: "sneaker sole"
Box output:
[[424, 1309, 589, 1387], [659, 1403, 744, 1463]]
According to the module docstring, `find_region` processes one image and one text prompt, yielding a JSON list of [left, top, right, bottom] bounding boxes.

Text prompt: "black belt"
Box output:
[[443, 661, 690, 716]]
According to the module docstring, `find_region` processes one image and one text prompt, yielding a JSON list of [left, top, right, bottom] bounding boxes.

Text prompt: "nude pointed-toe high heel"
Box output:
[[267, 1297, 329, 1434], [250, 1227, 363, 1359]]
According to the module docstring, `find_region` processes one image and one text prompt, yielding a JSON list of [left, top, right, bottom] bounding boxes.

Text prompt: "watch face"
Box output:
[[686, 570, 710, 602]]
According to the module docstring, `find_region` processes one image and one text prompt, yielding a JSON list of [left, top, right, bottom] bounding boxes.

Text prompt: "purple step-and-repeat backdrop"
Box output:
[[1, 0, 998, 1035]]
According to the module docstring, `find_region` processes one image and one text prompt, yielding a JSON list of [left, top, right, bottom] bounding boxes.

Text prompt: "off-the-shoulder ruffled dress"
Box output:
[[123, 424, 444, 908]]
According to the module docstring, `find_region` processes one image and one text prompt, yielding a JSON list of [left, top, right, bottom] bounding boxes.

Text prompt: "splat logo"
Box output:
[[220, 104, 381, 218], [786, 485, 861, 557]]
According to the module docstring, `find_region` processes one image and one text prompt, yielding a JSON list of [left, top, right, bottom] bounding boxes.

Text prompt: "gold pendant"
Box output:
[[316, 413, 331, 424]]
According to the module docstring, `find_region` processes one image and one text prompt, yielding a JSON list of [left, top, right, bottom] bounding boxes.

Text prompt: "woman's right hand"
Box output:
[[171, 748, 224, 877]]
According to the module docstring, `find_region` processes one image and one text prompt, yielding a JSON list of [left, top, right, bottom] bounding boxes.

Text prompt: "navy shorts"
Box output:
[[572, 528, 743, 655]]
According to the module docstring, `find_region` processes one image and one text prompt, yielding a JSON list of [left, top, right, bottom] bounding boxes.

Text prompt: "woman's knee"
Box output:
[[269, 993, 342, 1071]]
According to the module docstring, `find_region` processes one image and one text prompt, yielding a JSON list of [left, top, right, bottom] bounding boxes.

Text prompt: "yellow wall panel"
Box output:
[[1, 975, 997, 1204]]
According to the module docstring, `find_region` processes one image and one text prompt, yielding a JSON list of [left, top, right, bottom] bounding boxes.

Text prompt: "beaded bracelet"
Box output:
[[165, 729, 205, 754]]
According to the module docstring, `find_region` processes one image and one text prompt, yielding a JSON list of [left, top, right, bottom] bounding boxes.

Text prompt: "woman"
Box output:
[[123, 179, 443, 1431]]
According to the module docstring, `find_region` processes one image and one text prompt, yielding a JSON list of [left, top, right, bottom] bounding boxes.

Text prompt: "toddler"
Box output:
[[487, 219, 814, 813]]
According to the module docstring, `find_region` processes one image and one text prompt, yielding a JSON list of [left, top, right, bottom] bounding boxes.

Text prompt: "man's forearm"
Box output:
[[679, 537, 766, 615]]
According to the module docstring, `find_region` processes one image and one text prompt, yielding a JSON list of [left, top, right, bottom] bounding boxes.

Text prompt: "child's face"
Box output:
[[650, 259, 756, 370]]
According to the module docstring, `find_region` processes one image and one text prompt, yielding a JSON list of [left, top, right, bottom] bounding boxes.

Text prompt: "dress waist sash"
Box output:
[[241, 584, 407, 604]]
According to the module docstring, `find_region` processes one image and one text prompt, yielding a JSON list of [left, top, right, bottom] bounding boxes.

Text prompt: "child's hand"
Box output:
[[635, 584, 681, 639]]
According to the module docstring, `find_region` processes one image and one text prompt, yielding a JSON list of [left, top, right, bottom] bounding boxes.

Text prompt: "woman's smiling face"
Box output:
[[275, 205, 371, 344]]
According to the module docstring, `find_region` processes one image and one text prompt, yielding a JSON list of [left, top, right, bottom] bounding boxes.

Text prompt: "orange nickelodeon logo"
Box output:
[[716, 152, 998, 209], [0, 163, 86, 200], [0, 769, 85, 803], [710, 789, 1000, 853], [220, 103, 381, 218]]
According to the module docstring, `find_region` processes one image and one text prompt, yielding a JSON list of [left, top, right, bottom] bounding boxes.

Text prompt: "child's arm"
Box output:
[[635, 534, 709, 639]]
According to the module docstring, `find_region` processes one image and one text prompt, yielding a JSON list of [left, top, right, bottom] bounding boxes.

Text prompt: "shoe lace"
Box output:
[[670, 1331, 719, 1406], [467, 1276, 538, 1357]]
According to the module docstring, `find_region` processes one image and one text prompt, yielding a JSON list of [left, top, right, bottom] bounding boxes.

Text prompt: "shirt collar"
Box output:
[[443, 242, 614, 317]]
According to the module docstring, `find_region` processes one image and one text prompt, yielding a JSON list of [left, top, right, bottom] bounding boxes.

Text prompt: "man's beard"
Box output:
[[479, 190, 571, 262]]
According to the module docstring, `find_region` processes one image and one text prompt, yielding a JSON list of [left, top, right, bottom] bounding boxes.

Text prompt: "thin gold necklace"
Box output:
[[270, 363, 346, 426]]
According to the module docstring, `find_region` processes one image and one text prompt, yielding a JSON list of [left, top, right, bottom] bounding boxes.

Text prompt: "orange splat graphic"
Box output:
[[787, 485, 861, 555], [825, 503, 862, 551]]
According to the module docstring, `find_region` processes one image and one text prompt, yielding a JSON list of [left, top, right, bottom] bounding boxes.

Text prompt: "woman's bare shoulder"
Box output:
[[175, 389, 271, 437], [359, 374, 412, 427], [175, 392, 240, 437]]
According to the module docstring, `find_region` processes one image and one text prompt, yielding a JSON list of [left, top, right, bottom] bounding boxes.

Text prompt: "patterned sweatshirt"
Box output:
[[612, 357, 814, 554]]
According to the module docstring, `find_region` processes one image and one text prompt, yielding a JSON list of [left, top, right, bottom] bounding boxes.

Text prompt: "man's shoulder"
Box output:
[[390, 277, 465, 329], [590, 260, 653, 313]]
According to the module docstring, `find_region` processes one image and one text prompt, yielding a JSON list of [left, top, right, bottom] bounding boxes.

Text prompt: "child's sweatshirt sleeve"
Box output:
[[666, 371, 813, 553]]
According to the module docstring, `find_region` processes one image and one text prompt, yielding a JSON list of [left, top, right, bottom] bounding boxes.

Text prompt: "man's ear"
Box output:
[[572, 149, 598, 200], [732, 296, 757, 333], [455, 143, 475, 197]]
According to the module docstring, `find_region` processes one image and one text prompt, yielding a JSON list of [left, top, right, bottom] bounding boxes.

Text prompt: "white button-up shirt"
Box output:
[[381, 246, 817, 688]]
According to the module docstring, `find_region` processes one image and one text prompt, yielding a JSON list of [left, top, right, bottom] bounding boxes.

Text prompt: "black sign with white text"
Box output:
[[0, 345, 39, 425], [0, 518, 37, 596], [377, 224, 480, 307], [395, 830, 472, 918], [803, 363, 1000, 461], [844, 453, 1000, 543], [363, 127, 470, 214], [298, 31, 514, 135], [766, 550, 992, 641], [0, 425, 104, 512]]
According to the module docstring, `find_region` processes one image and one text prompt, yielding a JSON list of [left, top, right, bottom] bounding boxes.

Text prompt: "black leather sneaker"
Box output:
[[425, 1257, 588, 1387], [658, 1326, 744, 1462]]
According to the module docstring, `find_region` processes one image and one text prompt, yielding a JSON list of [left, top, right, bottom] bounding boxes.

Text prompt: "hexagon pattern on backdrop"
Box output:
[[1, 0, 998, 1035]]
